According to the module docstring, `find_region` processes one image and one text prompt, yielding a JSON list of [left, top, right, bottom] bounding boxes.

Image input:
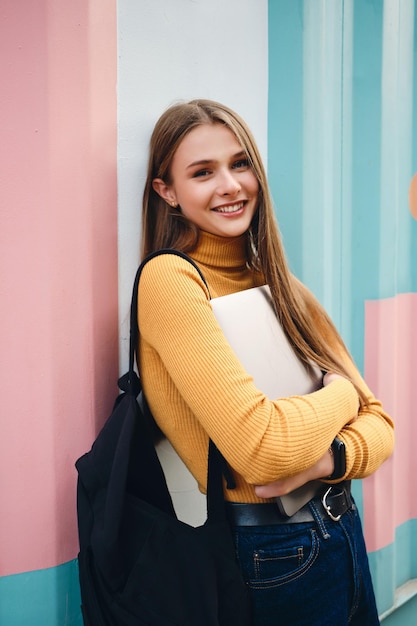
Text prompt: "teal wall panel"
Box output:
[[412, 3, 417, 290], [394, 519, 417, 588], [369, 542, 396, 615], [268, 0, 304, 280], [369, 520, 417, 619], [350, 0, 384, 369], [0, 561, 82, 626], [268, 0, 417, 622]]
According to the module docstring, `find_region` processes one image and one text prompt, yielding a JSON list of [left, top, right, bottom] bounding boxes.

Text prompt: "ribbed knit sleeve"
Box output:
[[136, 251, 393, 502], [326, 356, 394, 480]]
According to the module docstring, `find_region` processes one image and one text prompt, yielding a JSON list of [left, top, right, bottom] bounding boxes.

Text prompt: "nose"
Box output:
[[217, 168, 241, 196]]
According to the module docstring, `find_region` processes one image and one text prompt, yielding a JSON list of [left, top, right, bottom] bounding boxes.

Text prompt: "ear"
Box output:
[[152, 178, 178, 207]]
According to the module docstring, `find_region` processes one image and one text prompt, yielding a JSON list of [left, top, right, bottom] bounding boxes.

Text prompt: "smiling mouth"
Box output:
[[212, 202, 244, 214]]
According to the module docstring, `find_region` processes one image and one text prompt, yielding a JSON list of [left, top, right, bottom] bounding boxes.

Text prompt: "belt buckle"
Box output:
[[321, 486, 342, 522]]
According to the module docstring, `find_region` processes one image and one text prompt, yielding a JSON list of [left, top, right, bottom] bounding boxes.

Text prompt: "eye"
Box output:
[[192, 169, 211, 178], [232, 158, 250, 170]]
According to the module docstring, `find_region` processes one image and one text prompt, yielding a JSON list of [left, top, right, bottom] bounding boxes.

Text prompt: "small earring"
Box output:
[[169, 201, 178, 208]]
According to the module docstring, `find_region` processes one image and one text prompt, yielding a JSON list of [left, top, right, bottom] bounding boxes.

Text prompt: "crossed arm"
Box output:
[[254, 373, 351, 498]]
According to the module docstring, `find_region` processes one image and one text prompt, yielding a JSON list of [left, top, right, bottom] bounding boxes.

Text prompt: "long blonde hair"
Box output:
[[142, 99, 367, 405]]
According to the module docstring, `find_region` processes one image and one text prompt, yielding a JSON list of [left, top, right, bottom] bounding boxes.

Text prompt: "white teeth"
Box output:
[[214, 202, 244, 213]]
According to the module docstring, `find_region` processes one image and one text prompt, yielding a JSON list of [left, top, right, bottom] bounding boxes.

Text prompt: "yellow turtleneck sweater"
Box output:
[[138, 231, 394, 503]]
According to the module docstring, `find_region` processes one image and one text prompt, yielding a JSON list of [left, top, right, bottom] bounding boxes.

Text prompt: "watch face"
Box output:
[[332, 439, 346, 479]]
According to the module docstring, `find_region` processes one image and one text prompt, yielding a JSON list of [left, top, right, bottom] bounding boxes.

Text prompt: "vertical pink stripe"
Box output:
[[0, 0, 117, 575], [363, 293, 417, 552]]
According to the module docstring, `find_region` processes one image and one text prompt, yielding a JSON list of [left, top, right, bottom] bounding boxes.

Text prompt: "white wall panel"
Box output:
[[117, 0, 268, 524]]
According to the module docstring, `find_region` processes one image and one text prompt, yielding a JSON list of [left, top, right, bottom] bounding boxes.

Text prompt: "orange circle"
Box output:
[[410, 173, 417, 220]]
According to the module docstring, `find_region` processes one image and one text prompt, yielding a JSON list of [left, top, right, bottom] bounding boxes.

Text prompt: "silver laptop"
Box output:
[[211, 285, 323, 517]]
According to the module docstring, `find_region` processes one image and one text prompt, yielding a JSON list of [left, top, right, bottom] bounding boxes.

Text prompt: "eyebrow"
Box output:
[[186, 150, 246, 170]]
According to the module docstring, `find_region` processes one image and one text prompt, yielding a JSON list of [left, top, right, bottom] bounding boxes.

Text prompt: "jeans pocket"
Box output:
[[246, 528, 320, 589]]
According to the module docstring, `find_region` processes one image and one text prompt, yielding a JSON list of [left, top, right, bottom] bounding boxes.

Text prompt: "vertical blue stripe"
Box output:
[[301, 0, 345, 327], [268, 0, 304, 279], [350, 0, 383, 369], [268, 1, 358, 350], [379, 0, 415, 298], [340, 1, 355, 349], [412, 1, 417, 292]]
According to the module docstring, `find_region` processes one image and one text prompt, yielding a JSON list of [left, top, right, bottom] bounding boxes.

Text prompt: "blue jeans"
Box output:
[[232, 501, 380, 625]]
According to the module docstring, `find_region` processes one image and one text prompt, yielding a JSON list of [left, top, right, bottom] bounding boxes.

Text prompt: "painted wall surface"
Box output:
[[117, 0, 268, 527], [1, 0, 416, 624], [268, 0, 417, 622], [0, 0, 117, 624]]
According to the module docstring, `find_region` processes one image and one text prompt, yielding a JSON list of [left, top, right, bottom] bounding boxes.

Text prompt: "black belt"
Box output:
[[226, 484, 353, 526]]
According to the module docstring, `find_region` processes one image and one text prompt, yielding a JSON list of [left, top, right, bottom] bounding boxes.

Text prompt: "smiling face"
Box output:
[[152, 123, 259, 238]]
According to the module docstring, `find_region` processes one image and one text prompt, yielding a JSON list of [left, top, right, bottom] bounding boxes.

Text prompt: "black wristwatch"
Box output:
[[328, 438, 346, 480]]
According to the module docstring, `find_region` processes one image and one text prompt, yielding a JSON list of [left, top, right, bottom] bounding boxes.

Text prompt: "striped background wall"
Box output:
[[0, 1, 416, 624], [268, 2, 417, 623]]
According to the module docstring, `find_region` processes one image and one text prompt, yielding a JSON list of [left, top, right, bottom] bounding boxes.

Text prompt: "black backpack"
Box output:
[[75, 250, 252, 625]]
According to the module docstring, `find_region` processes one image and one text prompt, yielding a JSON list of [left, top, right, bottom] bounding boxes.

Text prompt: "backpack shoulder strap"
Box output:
[[131, 249, 235, 518], [129, 249, 209, 376]]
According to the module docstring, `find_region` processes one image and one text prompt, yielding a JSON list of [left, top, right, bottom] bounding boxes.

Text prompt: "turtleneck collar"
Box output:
[[190, 230, 248, 270]]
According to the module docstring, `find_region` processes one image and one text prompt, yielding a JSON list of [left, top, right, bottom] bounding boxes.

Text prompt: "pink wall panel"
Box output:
[[0, 0, 117, 575], [363, 293, 417, 553]]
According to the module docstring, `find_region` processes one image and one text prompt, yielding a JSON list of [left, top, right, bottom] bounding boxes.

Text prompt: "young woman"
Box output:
[[138, 99, 394, 625]]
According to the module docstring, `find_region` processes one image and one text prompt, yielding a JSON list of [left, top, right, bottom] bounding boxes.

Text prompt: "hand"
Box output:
[[323, 371, 346, 387], [254, 448, 334, 499], [323, 371, 360, 414]]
